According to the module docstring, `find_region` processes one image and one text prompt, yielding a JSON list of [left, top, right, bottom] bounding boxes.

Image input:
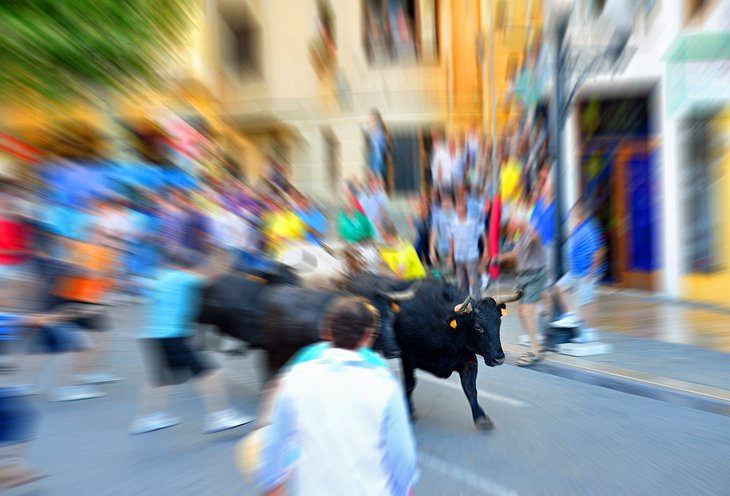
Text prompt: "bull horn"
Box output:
[[454, 295, 473, 314], [382, 281, 422, 301], [487, 289, 524, 306]]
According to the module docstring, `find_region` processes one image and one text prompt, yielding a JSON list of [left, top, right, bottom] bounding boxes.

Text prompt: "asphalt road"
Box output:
[[9, 308, 730, 496]]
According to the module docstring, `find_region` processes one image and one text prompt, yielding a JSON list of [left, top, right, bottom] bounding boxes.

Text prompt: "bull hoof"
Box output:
[[475, 416, 494, 431]]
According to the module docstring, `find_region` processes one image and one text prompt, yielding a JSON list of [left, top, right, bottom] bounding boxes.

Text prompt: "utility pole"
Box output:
[[487, 0, 498, 191], [551, 14, 569, 280]]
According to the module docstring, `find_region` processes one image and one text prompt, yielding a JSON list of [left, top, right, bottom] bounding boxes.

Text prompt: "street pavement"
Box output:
[[7, 302, 730, 496]]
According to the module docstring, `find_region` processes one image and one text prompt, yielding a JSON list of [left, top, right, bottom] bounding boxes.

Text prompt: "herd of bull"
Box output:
[[196, 246, 522, 431]]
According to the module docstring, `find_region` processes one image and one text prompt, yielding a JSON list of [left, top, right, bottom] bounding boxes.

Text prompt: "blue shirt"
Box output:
[[295, 208, 328, 244], [531, 197, 555, 245], [568, 217, 605, 278], [433, 207, 455, 253], [141, 269, 203, 339], [182, 210, 210, 253]]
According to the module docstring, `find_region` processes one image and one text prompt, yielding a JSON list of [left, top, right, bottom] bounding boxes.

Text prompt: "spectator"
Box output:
[[239, 296, 418, 496], [409, 190, 432, 267], [530, 165, 557, 317], [129, 249, 254, 435], [292, 192, 327, 244], [429, 189, 455, 273], [337, 200, 375, 245], [552, 199, 607, 331], [448, 196, 488, 298], [367, 109, 389, 182], [50, 224, 121, 399], [379, 221, 426, 280], [0, 352, 44, 489], [496, 209, 547, 366], [0, 190, 33, 314], [358, 172, 389, 240], [176, 190, 212, 258]]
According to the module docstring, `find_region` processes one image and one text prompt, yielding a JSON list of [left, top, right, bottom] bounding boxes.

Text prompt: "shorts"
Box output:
[[140, 337, 214, 387], [50, 297, 110, 332], [515, 269, 547, 305], [544, 242, 557, 286], [0, 389, 38, 444], [27, 325, 89, 354], [557, 273, 598, 306]]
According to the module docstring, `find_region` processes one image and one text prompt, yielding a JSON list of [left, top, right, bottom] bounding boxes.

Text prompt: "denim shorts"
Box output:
[[557, 273, 599, 306]]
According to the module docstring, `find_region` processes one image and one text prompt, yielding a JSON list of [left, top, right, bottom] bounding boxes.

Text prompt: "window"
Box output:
[[363, 0, 438, 64], [220, 5, 261, 76], [686, 0, 710, 21], [495, 0, 507, 31], [683, 113, 722, 272]]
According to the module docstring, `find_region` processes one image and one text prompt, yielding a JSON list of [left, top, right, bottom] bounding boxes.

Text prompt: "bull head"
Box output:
[[381, 280, 421, 301], [483, 289, 523, 306]]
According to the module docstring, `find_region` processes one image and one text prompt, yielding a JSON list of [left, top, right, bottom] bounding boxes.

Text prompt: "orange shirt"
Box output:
[[55, 241, 116, 303]]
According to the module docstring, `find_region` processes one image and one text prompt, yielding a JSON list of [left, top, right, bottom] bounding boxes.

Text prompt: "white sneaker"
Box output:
[[74, 373, 124, 385], [49, 385, 106, 402], [551, 312, 579, 328], [129, 412, 181, 435], [204, 409, 254, 434], [480, 274, 490, 291]]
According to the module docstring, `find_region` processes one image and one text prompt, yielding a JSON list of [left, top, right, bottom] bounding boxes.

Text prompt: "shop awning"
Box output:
[[665, 32, 730, 63]]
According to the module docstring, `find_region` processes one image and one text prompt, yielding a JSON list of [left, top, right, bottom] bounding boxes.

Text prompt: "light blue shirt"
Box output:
[[140, 269, 203, 339]]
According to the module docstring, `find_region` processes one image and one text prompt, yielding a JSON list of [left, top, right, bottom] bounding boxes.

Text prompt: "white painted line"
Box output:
[[418, 451, 519, 496], [416, 372, 530, 408]]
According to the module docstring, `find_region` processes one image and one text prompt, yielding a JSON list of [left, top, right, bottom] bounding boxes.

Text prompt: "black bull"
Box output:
[[197, 272, 519, 430]]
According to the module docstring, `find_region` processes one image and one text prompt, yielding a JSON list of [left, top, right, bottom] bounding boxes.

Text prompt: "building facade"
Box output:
[[558, 0, 730, 305]]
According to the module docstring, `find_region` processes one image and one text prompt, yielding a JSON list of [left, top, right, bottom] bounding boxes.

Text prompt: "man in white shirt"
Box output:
[[431, 132, 454, 191], [240, 297, 418, 496]]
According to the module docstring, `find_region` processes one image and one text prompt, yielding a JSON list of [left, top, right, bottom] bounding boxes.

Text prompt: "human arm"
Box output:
[[479, 231, 489, 272], [590, 246, 607, 279], [381, 389, 419, 496], [428, 225, 438, 263], [237, 380, 298, 495], [447, 238, 454, 270]]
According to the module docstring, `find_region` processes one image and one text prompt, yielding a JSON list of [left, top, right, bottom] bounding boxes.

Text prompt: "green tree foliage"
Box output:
[[0, 0, 194, 101]]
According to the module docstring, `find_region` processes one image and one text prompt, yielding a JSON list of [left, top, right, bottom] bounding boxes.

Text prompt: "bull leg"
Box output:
[[458, 354, 493, 431], [400, 351, 418, 421]]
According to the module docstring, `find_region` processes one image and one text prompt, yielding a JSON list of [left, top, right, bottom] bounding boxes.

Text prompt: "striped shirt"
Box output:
[[568, 217, 606, 278]]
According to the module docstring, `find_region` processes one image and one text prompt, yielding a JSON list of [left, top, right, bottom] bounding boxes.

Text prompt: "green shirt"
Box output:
[[337, 211, 374, 244]]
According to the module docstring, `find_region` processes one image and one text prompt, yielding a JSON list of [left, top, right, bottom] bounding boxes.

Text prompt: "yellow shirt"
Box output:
[[501, 157, 523, 203], [379, 241, 426, 280], [265, 211, 305, 254]]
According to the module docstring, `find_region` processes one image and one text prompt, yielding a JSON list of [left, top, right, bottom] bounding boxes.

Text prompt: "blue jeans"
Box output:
[[0, 389, 38, 444]]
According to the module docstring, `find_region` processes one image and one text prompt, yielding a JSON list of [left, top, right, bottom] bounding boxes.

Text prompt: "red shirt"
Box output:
[[0, 218, 29, 265]]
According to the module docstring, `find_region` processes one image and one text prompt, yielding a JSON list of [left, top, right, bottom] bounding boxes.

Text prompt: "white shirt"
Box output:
[[431, 146, 454, 187], [250, 348, 418, 496]]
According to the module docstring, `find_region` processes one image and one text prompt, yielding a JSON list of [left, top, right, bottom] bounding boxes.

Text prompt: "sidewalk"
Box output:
[[498, 287, 730, 395]]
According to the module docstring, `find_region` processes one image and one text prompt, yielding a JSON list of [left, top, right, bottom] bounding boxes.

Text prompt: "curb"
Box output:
[[503, 344, 730, 417]]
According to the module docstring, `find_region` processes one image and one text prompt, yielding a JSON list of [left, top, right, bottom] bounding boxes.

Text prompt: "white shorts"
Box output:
[[557, 272, 598, 306]]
